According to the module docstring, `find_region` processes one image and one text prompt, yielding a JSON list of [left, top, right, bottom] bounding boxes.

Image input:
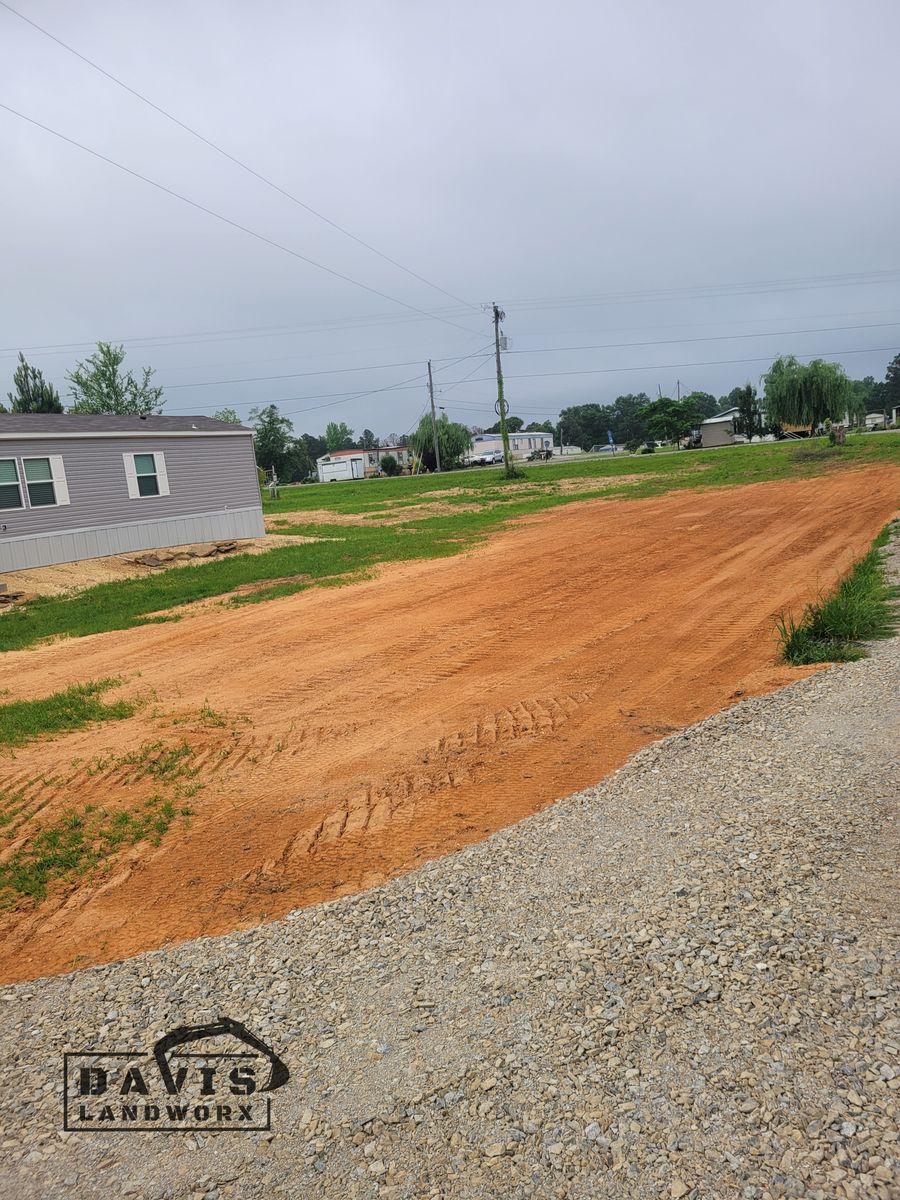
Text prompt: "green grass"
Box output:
[[0, 435, 896, 652], [0, 794, 190, 902], [0, 679, 135, 748], [778, 525, 899, 664]]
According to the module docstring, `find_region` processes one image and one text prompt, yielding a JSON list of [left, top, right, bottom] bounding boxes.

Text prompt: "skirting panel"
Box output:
[[0, 507, 266, 572]]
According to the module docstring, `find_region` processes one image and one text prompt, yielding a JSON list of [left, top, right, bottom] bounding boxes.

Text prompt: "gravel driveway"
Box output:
[[1, 560, 898, 1199]]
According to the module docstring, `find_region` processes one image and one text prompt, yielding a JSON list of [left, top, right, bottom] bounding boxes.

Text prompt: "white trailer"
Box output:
[[317, 453, 366, 483]]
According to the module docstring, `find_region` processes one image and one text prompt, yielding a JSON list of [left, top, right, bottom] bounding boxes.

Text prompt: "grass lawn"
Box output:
[[0, 435, 897, 653]]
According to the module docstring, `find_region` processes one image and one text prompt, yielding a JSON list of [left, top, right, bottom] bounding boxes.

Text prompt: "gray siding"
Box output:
[[700, 422, 735, 449], [0, 433, 264, 571]]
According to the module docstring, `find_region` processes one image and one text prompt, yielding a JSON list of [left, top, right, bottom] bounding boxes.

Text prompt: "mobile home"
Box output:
[[0, 414, 263, 572]]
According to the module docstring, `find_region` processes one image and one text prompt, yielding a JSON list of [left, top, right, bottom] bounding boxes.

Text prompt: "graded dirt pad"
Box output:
[[0, 467, 897, 982]]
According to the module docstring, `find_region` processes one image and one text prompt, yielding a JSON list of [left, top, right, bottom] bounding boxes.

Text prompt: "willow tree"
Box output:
[[409, 412, 472, 470], [761, 356, 854, 433]]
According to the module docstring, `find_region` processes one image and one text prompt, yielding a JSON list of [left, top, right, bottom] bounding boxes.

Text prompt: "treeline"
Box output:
[[237, 409, 394, 481], [244, 407, 477, 479], [553, 360, 897, 451], [5, 342, 898, 473]]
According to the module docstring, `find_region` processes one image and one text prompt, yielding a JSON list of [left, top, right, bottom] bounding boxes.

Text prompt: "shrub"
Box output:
[[380, 454, 401, 476]]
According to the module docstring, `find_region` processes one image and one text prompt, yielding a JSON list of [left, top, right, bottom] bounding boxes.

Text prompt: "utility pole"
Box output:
[[427, 359, 441, 473], [492, 303, 513, 476], [677, 379, 681, 402]]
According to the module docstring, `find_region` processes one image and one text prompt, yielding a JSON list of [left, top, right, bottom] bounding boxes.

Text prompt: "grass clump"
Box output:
[[778, 526, 899, 664], [0, 794, 189, 903], [0, 679, 134, 748], [119, 739, 198, 784]]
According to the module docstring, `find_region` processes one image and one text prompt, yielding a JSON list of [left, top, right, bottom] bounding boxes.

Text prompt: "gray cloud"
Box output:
[[3, 0, 899, 435]]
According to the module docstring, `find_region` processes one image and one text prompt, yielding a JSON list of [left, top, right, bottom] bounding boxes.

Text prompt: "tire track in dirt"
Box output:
[[0, 467, 897, 981]]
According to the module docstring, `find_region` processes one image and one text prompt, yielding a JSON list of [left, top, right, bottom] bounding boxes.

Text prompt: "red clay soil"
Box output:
[[0, 469, 897, 982]]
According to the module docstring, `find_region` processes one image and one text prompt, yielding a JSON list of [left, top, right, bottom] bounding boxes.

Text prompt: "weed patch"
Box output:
[[0, 679, 135, 748], [0, 794, 191, 903]]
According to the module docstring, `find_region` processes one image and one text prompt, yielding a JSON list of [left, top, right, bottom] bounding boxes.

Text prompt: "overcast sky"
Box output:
[[3, 0, 899, 437]]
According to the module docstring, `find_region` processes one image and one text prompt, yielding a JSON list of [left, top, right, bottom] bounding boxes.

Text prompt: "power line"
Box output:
[[503, 269, 900, 312], [156, 343, 896, 418], [277, 343, 495, 419], [113, 319, 900, 393], [5, 291, 900, 361], [500, 320, 900, 359], [0, 101, 481, 337], [435, 357, 494, 398], [0, 0, 477, 314]]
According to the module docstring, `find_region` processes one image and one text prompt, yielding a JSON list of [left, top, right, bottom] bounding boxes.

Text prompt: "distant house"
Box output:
[[316, 445, 411, 482], [469, 431, 554, 459], [699, 407, 740, 448], [0, 414, 264, 572]]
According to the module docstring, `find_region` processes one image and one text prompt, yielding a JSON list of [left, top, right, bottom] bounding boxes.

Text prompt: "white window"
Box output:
[[123, 451, 169, 499], [0, 458, 23, 510], [22, 456, 70, 507]]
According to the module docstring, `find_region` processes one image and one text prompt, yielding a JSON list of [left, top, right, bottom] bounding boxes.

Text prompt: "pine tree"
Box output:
[[6, 352, 63, 413]]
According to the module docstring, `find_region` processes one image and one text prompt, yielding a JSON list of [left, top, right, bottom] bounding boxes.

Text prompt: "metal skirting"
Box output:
[[0, 506, 266, 572]]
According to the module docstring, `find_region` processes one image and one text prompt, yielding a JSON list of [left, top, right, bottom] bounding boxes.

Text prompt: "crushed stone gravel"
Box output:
[[0, 542, 897, 1200]]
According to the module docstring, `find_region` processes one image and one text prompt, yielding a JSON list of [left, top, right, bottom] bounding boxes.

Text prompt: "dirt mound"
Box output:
[[0, 466, 897, 981]]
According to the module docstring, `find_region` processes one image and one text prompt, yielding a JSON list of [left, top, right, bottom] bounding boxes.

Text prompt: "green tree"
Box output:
[[609, 393, 650, 442], [732, 384, 764, 442], [558, 403, 614, 450], [410, 412, 472, 470], [844, 377, 878, 425], [718, 386, 745, 412], [359, 428, 377, 449], [638, 397, 701, 445], [682, 390, 719, 419], [379, 453, 401, 476], [7, 352, 63, 413], [324, 421, 354, 452], [212, 407, 241, 424], [301, 432, 327, 463], [249, 405, 306, 479], [67, 342, 163, 416], [761, 356, 852, 434], [882, 354, 900, 418], [524, 420, 555, 434], [486, 415, 524, 434]]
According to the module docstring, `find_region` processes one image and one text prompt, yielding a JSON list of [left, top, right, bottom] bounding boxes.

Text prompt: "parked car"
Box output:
[[469, 450, 504, 465]]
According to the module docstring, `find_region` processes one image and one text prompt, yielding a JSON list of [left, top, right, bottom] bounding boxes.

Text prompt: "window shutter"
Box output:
[[123, 453, 139, 499], [154, 452, 170, 496], [48, 455, 70, 505]]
